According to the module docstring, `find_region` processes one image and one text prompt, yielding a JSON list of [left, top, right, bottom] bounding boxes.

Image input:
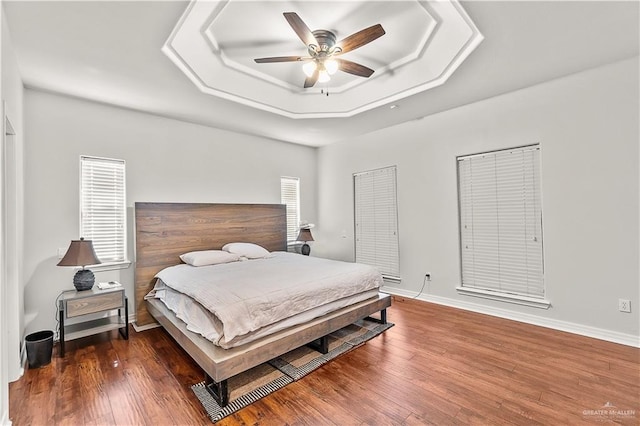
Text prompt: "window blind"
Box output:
[[280, 176, 300, 244], [458, 145, 544, 298], [80, 156, 127, 264], [354, 166, 400, 279]]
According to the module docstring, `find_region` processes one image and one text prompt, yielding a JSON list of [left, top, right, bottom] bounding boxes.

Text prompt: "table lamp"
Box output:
[[57, 238, 101, 291], [296, 226, 314, 256]]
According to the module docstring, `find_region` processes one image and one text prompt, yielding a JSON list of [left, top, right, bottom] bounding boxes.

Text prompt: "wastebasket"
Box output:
[[25, 330, 54, 368]]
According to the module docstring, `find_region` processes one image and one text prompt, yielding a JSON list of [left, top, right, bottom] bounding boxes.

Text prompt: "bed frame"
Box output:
[[134, 202, 391, 406]]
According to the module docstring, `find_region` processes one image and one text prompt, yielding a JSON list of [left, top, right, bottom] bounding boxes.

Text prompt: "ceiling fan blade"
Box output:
[[336, 24, 385, 54], [336, 59, 375, 78], [304, 69, 319, 88], [254, 56, 304, 63], [283, 12, 318, 47]]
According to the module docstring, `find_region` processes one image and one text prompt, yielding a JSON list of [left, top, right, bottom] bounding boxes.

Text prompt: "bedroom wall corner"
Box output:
[[316, 57, 640, 343], [22, 90, 318, 338], [1, 3, 26, 423], [0, 7, 6, 425]]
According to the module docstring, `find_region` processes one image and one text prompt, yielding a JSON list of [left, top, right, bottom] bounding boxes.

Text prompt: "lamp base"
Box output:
[[301, 243, 310, 256], [73, 269, 95, 291]]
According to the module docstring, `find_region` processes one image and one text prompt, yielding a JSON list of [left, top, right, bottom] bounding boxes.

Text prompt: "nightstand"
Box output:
[[58, 286, 129, 356]]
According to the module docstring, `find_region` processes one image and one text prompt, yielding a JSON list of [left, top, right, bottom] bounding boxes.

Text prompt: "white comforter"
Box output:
[[150, 252, 382, 346]]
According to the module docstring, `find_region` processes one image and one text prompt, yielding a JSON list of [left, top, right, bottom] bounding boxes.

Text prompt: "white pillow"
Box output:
[[180, 250, 240, 267], [222, 242, 271, 259]]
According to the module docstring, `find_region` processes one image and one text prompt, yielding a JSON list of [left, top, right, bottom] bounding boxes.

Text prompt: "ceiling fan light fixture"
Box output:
[[318, 69, 331, 83], [254, 13, 385, 89], [302, 61, 317, 77], [324, 58, 339, 75]]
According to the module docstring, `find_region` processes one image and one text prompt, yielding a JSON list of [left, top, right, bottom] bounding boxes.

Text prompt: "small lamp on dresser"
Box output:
[[57, 238, 102, 291], [296, 225, 314, 256]]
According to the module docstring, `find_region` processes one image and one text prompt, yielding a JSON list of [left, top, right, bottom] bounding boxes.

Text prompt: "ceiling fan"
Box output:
[[254, 12, 385, 88]]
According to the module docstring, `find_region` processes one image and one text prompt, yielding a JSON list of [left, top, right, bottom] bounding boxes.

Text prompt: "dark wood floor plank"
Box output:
[[259, 386, 337, 425], [104, 380, 149, 426], [123, 362, 176, 425], [9, 296, 640, 425]]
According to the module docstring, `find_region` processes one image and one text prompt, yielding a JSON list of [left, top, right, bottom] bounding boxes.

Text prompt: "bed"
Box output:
[[134, 202, 391, 406]]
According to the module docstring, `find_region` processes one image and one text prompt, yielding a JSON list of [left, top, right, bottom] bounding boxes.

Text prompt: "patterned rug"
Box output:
[[192, 318, 394, 423]]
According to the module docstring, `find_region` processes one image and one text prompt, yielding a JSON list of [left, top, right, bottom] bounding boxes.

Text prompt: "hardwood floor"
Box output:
[[9, 296, 639, 425]]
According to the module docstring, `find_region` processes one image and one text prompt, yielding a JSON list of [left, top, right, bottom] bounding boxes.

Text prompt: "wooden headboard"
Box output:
[[134, 202, 287, 326]]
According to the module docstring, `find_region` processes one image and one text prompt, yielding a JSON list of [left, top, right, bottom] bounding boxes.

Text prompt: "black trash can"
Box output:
[[25, 330, 54, 368]]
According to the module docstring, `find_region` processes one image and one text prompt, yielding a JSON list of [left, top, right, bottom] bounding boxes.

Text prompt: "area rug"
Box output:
[[192, 318, 394, 423]]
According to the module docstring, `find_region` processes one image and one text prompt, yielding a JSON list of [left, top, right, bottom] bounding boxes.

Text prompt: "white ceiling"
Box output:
[[163, 1, 483, 118], [3, 1, 639, 147]]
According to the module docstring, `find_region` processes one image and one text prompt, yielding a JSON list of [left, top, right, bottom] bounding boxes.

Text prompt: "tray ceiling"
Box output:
[[3, 1, 638, 146], [163, 0, 483, 118]]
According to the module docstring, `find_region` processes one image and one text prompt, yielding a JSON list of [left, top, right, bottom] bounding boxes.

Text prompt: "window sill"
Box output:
[[382, 275, 402, 285], [88, 261, 132, 272], [456, 286, 551, 309]]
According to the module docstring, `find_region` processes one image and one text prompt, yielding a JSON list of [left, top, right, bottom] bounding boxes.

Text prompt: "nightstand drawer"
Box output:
[[65, 291, 124, 318]]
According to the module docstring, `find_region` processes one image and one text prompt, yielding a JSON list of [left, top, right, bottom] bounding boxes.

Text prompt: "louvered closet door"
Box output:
[[354, 166, 400, 280]]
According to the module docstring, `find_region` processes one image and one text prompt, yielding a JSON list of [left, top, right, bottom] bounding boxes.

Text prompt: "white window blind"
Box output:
[[354, 166, 400, 279], [80, 156, 127, 265], [458, 145, 544, 300], [280, 176, 300, 244]]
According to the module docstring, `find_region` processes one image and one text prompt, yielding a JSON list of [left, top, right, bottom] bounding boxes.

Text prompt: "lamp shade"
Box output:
[[325, 58, 339, 75], [296, 228, 314, 243], [302, 61, 316, 77], [57, 238, 101, 267], [318, 69, 330, 83]]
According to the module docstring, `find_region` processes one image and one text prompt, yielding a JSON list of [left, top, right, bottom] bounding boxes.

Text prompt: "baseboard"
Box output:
[[382, 286, 640, 348], [7, 341, 26, 383], [16, 340, 26, 380], [0, 408, 12, 425], [128, 311, 160, 332], [131, 320, 161, 333]]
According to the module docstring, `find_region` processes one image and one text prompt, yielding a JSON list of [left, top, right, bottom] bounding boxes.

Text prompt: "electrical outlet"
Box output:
[[425, 273, 431, 281], [619, 299, 631, 313]]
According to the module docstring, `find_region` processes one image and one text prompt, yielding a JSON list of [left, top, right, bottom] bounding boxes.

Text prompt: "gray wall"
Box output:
[[316, 57, 639, 343], [22, 89, 318, 335], [17, 55, 640, 347], [2, 5, 25, 390]]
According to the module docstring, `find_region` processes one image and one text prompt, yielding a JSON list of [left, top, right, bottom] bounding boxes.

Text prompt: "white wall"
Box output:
[[2, 6, 24, 384], [317, 57, 639, 345], [1, 5, 25, 424], [22, 89, 318, 336], [0, 7, 7, 424]]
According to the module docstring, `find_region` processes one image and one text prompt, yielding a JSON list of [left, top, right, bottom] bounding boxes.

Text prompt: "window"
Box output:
[[354, 166, 400, 280], [457, 145, 548, 308], [280, 176, 300, 245], [80, 156, 127, 265]]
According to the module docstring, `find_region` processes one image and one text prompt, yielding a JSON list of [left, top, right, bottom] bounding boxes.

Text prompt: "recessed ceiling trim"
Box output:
[[163, 42, 309, 118], [201, 1, 229, 53], [163, 0, 483, 119]]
